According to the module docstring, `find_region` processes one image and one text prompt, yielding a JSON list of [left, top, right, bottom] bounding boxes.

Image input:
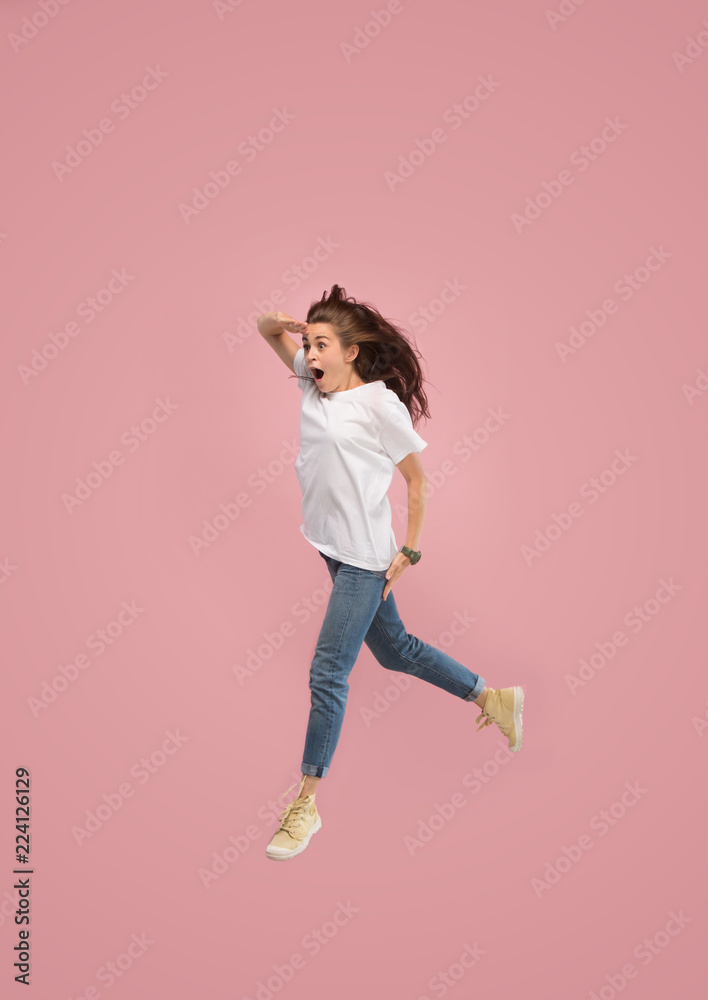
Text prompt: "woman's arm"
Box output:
[[382, 454, 428, 600], [257, 311, 308, 374], [396, 453, 429, 550]]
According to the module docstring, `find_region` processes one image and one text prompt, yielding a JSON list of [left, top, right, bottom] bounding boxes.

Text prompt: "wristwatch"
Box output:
[[400, 545, 422, 565]]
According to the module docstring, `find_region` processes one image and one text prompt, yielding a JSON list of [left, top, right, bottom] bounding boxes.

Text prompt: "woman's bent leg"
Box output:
[[363, 589, 485, 701]]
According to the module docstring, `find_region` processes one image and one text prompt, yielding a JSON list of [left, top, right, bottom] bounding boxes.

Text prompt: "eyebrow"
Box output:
[[302, 334, 330, 342]]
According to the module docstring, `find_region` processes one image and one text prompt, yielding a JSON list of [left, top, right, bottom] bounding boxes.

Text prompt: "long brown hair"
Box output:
[[293, 284, 431, 428]]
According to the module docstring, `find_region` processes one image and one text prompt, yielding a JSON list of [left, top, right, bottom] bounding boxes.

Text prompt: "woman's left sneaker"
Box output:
[[475, 687, 524, 751], [265, 778, 322, 860]]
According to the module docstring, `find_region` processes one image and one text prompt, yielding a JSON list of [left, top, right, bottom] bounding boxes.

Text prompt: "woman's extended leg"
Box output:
[[300, 775, 320, 797], [299, 557, 394, 780]]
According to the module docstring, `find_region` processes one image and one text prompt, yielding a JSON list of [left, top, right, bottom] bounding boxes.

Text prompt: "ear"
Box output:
[[346, 344, 360, 364]]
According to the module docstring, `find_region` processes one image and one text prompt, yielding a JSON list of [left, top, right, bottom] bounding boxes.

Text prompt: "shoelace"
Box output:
[[475, 713, 494, 733], [475, 691, 512, 737], [276, 786, 312, 838]]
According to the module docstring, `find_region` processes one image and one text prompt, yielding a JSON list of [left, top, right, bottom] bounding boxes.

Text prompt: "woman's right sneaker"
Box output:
[[265, 777, 322, 860]]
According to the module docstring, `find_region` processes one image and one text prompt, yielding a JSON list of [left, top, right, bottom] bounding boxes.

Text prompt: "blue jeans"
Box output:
[[301, 551, 486, 777]]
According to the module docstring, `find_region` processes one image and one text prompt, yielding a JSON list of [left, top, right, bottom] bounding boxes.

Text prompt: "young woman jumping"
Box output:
[[257, 285, 524, 860]]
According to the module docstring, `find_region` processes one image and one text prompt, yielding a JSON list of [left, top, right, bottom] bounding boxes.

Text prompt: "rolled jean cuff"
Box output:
[[463, 676, 486, 702], [301, 762, 328, 778]]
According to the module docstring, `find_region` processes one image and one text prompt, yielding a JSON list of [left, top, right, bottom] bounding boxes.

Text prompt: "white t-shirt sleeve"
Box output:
[[380, 404, 428, 465], [293, 347, 309, 391]]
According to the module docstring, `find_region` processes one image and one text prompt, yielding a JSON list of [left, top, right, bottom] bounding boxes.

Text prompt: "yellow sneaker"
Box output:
[[265, 777, 322, 861], [475, 687, 524, 751]]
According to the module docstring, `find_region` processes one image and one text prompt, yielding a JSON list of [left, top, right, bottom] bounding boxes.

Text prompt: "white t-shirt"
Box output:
[[293, 347, 428, 571]]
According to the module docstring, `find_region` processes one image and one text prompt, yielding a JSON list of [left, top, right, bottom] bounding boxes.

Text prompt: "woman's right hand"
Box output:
[[257, 311, 308, 336]]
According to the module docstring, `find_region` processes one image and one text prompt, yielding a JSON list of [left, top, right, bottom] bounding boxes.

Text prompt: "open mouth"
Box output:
[[311, 368, 324, 382]]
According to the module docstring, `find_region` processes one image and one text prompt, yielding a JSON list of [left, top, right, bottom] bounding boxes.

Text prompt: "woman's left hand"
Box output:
[[382, 552, 411, 601]]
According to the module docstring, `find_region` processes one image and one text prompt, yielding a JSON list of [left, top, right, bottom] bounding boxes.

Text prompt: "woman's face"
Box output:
[[302, 323, 362, 392]]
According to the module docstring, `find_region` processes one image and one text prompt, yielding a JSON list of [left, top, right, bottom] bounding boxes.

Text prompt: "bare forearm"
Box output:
[[257, 313, 285, 337], [404, 477, 428, 550]]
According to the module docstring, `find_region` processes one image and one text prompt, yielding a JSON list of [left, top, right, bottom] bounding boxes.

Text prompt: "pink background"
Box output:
[[1, 0, 706, 997]]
